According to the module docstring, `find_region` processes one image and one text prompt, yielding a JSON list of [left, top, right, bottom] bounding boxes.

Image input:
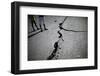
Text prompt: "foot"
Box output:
[[40, 29, 43, 32], [45, 28, 48, 30], [37, 28, 40, 30]]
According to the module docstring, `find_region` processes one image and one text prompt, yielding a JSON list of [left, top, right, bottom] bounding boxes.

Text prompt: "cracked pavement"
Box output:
[[28, 15, 88, 61]]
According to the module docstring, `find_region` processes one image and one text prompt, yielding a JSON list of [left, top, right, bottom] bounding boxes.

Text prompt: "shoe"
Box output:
[[44, 28, 48, 30], [37, 28, 40, 30]]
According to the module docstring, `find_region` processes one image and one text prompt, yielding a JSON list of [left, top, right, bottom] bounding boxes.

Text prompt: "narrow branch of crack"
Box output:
[[59, 16, 87, 32], [61, 27, 87, 32]]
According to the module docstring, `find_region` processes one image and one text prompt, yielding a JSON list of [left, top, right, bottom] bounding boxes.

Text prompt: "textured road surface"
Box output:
[[28, 15, 88, 61]]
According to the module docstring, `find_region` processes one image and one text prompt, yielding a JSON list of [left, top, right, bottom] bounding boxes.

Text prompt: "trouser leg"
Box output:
[[33, 20, 39, 30], [43, 24, 48, 30], [42, 17, 48, 30], [39, 17, 43, 31], [40, 24, 43, 32], [31, 21, 35, 31]]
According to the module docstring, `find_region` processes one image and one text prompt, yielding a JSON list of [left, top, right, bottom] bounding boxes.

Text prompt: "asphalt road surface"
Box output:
[[28, 15, 88, 61]]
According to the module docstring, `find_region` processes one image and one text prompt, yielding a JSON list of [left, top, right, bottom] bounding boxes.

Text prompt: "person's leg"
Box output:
[[39, 17, 43, 32], [33, 20, 39, 30], [43, 24, 48, 30], [40, 24, 43, 32], [42, 16, 48, 30], [31, 21, 35, 31]]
